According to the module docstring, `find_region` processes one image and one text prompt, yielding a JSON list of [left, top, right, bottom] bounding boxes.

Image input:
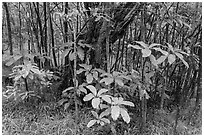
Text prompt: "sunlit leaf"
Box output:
[[101, 118, 110, 124], [64, 102, 70, 110], [92, 71, 98, 80], [94, 68, 106, 74], [83, 93, 94, 101], [111, 105, 120, 121], [149, 43, 162, 48], [101, 95, 112, 104], [175, 49, 189, 56], [98, 89, 108, 96], [156, 55, 167, 64], [86, 85, 97, 95], [69, 52, 75, 61], [91, 110, 99, 118], [77, 46, 84, 61], [115, 78, 124, 86], [120, 108, 130, 123], [62, 87, 74, 93], [121, 101, 134, 107], [175, 52, 189, 68], [128, 44, 142, 49], [141, 48, 151, 57], [99, 121, 105, 126], [168, 54, 176, 65], [78, 86, 87, 94], [58, 98, 68, 106], [139, 89, 150, 100], [167, 43, 174, 52], [77, 68, 85, 74], [99, 109, 110, 118], [152, 47, 168, 56], [92, 98, 100, 109], [61, 48, 72, 59], [79, 64, 92, 70], [163, 92, 170, 99], [149, 55, 158, 67], [119, 75, 132, 81], [100, 72, 112, 77], [113, 71, 121, 77], [87, 120, 97, 128], [86, 73, 93, 83], [99, 104, 109, 109], [135, 41, 148, 48], [100, 77, 114, 85], [5, 58, 15, 66]]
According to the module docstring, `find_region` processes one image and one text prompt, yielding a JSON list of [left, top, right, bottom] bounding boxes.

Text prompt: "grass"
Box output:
[[2, 99, 202, 135]]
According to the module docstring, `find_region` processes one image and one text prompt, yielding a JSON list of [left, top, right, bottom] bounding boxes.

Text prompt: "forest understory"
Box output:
[[2, 2, 202, 135]]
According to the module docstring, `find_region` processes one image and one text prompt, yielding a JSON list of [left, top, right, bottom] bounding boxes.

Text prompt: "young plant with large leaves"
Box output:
[[83, 85, 111, 109]]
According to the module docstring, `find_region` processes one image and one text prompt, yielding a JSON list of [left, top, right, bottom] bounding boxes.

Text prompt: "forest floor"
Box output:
[[2, 99, 202, 135]]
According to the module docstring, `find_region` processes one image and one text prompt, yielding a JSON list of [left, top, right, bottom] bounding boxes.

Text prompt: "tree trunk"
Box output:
[[3, 2, 13, 55], [48, 2, 57, 67]]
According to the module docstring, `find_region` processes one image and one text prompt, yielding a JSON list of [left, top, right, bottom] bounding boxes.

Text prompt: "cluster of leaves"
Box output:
[[3, 59, 59, 104], [59, 63, 136, 129], [128, 41, 189, 68]]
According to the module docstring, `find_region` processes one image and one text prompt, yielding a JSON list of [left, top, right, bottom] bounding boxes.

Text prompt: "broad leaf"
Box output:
[[175, 49, 189, 56], [175, 52, 189, 68], [168, 54, 176, 65], [69, 52, 75, 61], [61, 48, 72, 59], [31, 68, 41, 75], [87, 120, 97, 128], [153, 47, 168, 56], [100, 72, 112, 77], [86, 73, 93, 83], [94, 68, 106, 74], [167, 43, 174, 52], [99, 121, 105, 126], [64, 102, 70, 110], [58, 98, 68, 106], [111, 105, 120, 121], [99, 104, 109, 109], [78, 86, 87, 94], [128, 44, 142, 49], [101, 95, 112, 104], [135, 41, 148, 48], [99, 109, 110, 118], [86, 85, 97, 95], [101, 118, 110, 124], [149, 55, 158, 67], [98, 89, 108, 96], [77, 68, 85, 74], [92, 98, 100, 109], [149, 43, 161, 48], [121, 101, 134, 107], [91, 110, 99, 118], [141, 48, 151, 57], [115, 78, 124, 86], [79, 64, 92, 70], [156, 55, 167, 64], [83, 93, 94, 101], [139, 89, 150, 100], [77, 46, 84, 61], [92, 71, 98, 80], [113, 71, 121, 77], [100, 77, 114, 85], [120, 108, 130, 123], [62, 87, 74, 93]]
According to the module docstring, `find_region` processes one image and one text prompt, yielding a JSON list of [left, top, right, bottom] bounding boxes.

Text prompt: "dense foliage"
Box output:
[[2, 2, 202, 135]]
